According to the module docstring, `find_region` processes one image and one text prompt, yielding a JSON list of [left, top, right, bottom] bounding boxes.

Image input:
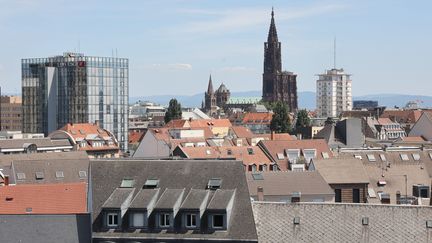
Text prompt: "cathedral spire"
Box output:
[[207, 74, 214, 94], [268, 8, 278, 43]]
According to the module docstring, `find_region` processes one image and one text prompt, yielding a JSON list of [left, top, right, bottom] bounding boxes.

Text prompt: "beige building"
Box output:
[[316, 68, 352, 118], [0, 96, 22, 131]]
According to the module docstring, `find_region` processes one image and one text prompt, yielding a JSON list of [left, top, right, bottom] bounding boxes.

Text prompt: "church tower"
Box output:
[[204, 75, 216, 112], [262, 9, 298, 112]]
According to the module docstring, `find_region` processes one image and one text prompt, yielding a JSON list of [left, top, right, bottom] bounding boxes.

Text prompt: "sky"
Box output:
[[0, 0, 431, 97]]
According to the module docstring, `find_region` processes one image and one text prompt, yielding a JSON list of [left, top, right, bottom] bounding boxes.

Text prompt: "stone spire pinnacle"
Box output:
[[207, 74, 214, 94], [268, 8, 278, 43]]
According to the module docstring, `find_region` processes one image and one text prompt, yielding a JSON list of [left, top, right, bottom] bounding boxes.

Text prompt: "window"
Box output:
[[322, 152, 330, 159], [335, 189, 342, 203], [252, 173, 264, 180], [35, 172, 44, 180], [366, 154, 376, 162], [212, 214, 224, 228], [79, 171, 87, 178], [400, 154, 409, 161], [277, 153, 285, 160], [379, 154, 386, 162], [286, 149, 300, 163], [303, 149, 316, 163], [412, 153, 420, 161], [131, 212, 145, 227], [121, 178, 135, 188], [107, 213, 119, 227], [16, 172, 26, 180], [55, 171, 64, 179], [186, 214, 197, 228], [354, 154, 362, 160], [353, 188, 360, 203], [144, 179, 159, 188], [160, 213, 170, 227], [207, 178, 222, 190], [247, 148, 254, 155], [227, 149, 232, 155]]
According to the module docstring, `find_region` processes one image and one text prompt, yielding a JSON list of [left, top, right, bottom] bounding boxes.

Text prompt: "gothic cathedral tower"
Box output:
[[262, 9, 298, 112]]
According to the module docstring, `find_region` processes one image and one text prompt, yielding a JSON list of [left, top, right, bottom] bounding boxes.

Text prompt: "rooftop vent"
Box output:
[[120, 178, 135, 188], [35, 172, 44, 180], [16, 172, 26, 180], [144, 179, 159, 188], [252, 173, 264, 180], [293, 216, 300, 225], [207, 178, 222, 190]]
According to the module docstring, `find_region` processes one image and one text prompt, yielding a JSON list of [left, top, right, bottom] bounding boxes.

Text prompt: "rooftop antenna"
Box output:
[[116, 48, 118, 58], [333, 37, 336, 69]]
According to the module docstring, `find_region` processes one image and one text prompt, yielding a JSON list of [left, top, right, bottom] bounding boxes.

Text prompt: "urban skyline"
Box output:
[[1, 0, 431, 98]]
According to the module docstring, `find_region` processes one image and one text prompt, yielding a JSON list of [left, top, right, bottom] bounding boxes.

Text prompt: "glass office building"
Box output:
[[22, 52, 129, 151]]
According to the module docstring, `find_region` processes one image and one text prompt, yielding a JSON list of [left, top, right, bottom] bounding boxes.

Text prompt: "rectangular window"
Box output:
[[186, 214, 197, 228], [160, 213, 170, 227], [131, 212, 145, 227], [335, 189, 342, 203], [107, 213, 118, 227], [353, 188, 360, 203], [212, 214, 224, 228]]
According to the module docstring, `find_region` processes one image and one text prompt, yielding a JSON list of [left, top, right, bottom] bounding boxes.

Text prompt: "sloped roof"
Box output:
[[231, 126, 254, 139], [253, 202, 432, 243], [128, 131, 145, 144], [312, 158, 369, 184], [242, 113, 273, 124], [246, 171, 334, 197], [58, 123, 111, 140], [380, 110, 424, 124], [0, 183, 87, 214], [189, 119, 232, 128]]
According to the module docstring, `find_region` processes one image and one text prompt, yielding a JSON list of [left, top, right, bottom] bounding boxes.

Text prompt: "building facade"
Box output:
[[22, 52, 128, 151], [0, 96, 22, 131], [316, 68, 352, 118], [262, 10, 298, 112]]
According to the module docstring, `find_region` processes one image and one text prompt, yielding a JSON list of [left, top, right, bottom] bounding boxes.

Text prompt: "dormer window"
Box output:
[[144, 179, 159, 188], [186, 213, 197, 228], [159, 213, 171, 227], [207, 178, 222, 190], [212, 214, 224, 229], [107, 212, 119, 227]]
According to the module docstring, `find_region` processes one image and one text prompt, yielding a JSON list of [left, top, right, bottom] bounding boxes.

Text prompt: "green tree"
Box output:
[[270, 101, 291, 133], [164, 98, 182, 123], [295, 109, 310, 130]]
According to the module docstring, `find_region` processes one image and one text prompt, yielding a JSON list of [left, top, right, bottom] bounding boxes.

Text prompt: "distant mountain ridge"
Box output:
[[130, 91, 432, 110]]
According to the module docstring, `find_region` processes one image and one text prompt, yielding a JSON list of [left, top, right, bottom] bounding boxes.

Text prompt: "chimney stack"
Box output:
[[4, 175, 9, 186], [271, 131, 275, 140], [257, 186, 264, 201]]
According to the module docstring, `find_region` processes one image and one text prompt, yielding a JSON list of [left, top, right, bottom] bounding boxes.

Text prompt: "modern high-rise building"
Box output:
[[22, 52, 129, 151], [316, 68, 352, 118], [262, 9, 298, 112], [0, 95, 22, 131]]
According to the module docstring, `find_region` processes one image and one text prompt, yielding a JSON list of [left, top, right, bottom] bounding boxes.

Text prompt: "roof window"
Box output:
[[71, 130, 77, 135], [412, 153, 420, 161], [16, 172, 26, 180], [227, 149, 232, 155], [379, 154, 386, 162], [321, 152, 329, 159], [207, 178, 222, 190], [286, 149, 300, 162], [144, 179, 159, 188], [366, 154, 376, 162], [120, 178, 135, 188], [247, 148, 254, 155], [293, 216, 300, 225], [427, 220, 432, 228], [206, 149, 211, 155], [252, 173, 264, 180], [400, 154, 409, 161], [362, 217, 369, 226], [78, 171, 87, 178], [277, 153, 285, 160], [35, 172, 44, 180], [354, 154, 362, 160], [55, 171, 64, 178]]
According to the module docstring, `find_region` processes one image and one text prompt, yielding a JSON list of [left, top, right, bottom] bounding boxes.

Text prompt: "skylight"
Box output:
[[55, 171, 64, 178], [35, 172, 44, 180], [366, 154, 376, 162], [144, 179, 159, 188], [79, 171, 87, 178], [247, 147, 254, 155], [412, 153, 420, 161], [277, 153, 285, 160], [16, 172, 26, 180], [400, 154, 409, 161], [252, 173, 264, 180], [321, 152, 329, 159], [379, 154, 386, 162], [207, 178, 222, 190], [120, 178, 135, 188]]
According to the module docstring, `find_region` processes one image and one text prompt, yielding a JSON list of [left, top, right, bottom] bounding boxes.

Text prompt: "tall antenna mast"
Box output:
[[333, 37, 336, 69]]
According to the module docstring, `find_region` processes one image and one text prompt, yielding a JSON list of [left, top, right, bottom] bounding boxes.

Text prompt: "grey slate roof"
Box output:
[[0, 138, 72, 150], [91, 159, 258, 242], [253, 202, 432, 243], [102, 188, 135, 209], [154, 188, 185, 210], [0, 214, 91, 243], [129, 188, 160, 209], [207, 189, 236, 210], [180, 189, 210, 210]]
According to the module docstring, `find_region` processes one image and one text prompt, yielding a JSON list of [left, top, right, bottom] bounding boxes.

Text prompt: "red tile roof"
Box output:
[[242, 113, 273, 124], [380, 110, 426, 124], [402, 136, 426, 142], [164, 119, 190, 128], [231, 126, 254, 138], [0, 183, 87, 214], [128, 131, 145, 144], [189, 119, 232, 128]]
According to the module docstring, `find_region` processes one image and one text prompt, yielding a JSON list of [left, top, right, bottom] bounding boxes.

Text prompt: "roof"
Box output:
[[226, 97, 261, 105], [91, 159, 257, 241], [102, 188, 135, 209], [377, 117, 396, 125], [180, 189, 209, 210], [246, 171, 334, 197], [242, 113, 273, 124], [207, 189, 236, 210], [189, 119, 232, 128], [0, 151, 88, 167], [58, 123, 111, 140], [128, 131, 145, 144], [231, 126, 254, 139], [380, 110, 424, 124], [0, 214, 91, 243], [258, 139, 333, 170], [312, 158, 370, 184], [401, 136, 426, 142], [0, 138, 72, 151], [253, 202, 432, 243], [164, 119, 190, 128], [154, 188, 185, 210], [0, 183, 87, 214], [129, 188, 160, 209]]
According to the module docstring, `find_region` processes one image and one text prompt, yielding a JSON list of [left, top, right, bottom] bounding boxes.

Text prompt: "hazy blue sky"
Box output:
[[0, 0, 431, 97]]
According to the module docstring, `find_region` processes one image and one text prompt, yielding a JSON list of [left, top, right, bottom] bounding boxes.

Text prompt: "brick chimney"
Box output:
[[257, 186, 264, 201]]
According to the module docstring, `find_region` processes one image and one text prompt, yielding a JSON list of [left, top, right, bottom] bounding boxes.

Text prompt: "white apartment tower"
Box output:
[[316, 68, 352, 118]]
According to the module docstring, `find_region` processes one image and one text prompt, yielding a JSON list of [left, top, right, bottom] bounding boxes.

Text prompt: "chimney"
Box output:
[[291, 192, 301, 203], [257, 186, 264, 201], [381, 193, 390, 204], [396, 191, 401, 205], [4, 175, 9, 186], [271, 131, 275, 140]]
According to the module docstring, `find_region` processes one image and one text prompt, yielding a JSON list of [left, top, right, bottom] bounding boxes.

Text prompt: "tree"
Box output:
[[164, 98, 182, 123], [270, 101, 291, 133], [295, 109, 310, 130]]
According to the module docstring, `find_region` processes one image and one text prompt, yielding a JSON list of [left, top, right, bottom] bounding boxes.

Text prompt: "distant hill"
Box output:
[[130, 92, 432, 110]]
